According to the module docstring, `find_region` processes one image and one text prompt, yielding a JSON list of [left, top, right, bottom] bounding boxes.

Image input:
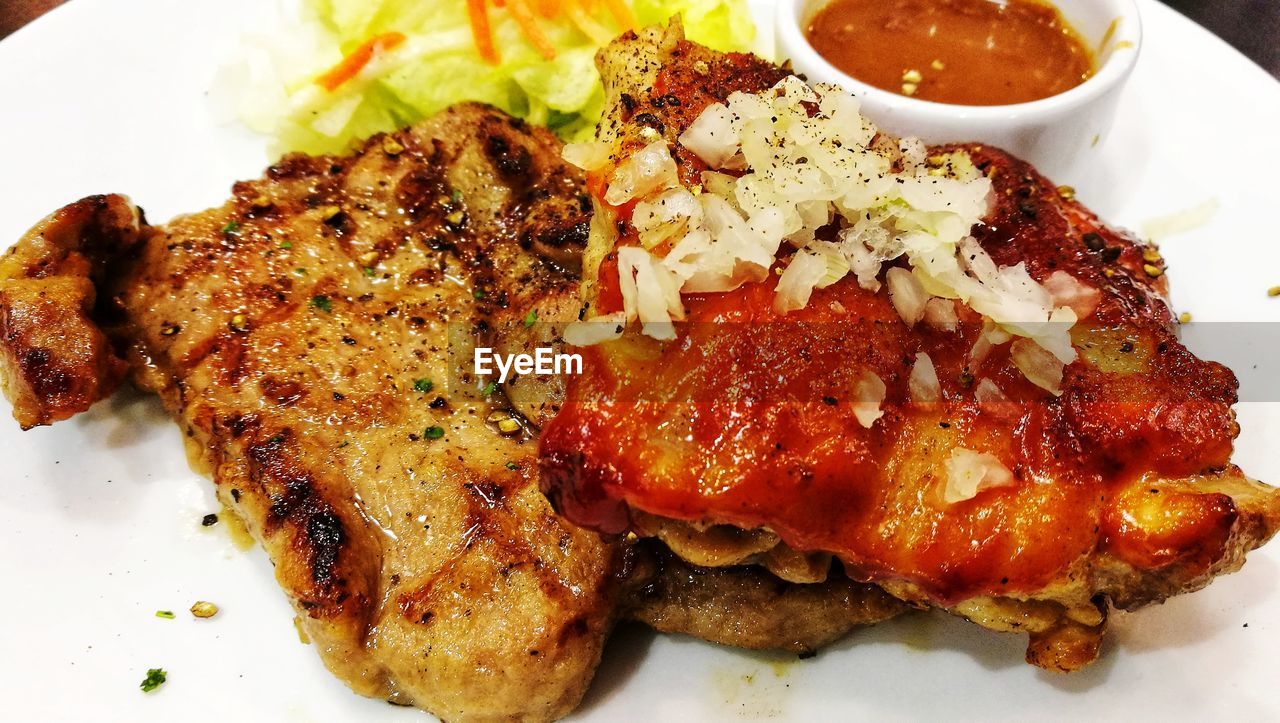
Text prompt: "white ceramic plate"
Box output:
[[1, 1, 1278, 720]]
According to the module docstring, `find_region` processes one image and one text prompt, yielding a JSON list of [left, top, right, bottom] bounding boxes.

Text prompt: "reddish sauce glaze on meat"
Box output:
[[539, 27, 1271, 613], [544, 145, 1239, 605]]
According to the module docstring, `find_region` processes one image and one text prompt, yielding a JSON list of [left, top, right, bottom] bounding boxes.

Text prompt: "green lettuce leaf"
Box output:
[[220, 0, 757, 156]]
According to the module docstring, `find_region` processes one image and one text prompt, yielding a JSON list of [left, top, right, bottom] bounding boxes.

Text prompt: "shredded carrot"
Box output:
[[316, 31, 407, 92], [565, 0, 614, 46], [466, 0, 501, 65], [506, 0, 558, 60], [533, 0, 560, 19], [464, 0, 636, 65], [602, 0, 639, 31]]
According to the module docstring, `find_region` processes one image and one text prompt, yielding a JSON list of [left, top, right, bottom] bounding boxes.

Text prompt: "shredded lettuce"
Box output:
[[217, 0, 756, 156]]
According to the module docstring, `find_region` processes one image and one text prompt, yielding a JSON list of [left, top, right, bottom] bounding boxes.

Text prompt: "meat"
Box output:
[[0, 195, 141, 429], [0, 102, 901, 720], [0, 105, 615, 720], [622, 541, 905, 654], [539, 23, 1280, 671]]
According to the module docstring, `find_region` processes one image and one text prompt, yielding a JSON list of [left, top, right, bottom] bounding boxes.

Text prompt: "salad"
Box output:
[[219, 0, 757, 155]]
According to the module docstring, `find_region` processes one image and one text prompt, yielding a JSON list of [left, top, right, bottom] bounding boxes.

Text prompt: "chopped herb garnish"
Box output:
[[481, 381, 498, 396], [338, 440, 350, 448], [424, 426, 445, 440], [473, 289, 485, 300], [294, 268, 307, 276], [413, 378, 434, 393], [221, 221, 240, 235], [278, 241, 292, 249], [363, 267, 376, 277], [155, 610, 175, 619], [310, 295, 332, 313], [451, 189, 463, 203], [140, 668, 167, 693], [505, 461, 519, 471], [523, 309, 538, 327]]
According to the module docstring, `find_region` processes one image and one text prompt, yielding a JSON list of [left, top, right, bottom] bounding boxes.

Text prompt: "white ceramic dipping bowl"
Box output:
[[775, 0, 1142, 184]]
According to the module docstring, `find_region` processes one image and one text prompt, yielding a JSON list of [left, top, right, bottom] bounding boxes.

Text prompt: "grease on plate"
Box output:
[[1141, 198, 1221, 241]]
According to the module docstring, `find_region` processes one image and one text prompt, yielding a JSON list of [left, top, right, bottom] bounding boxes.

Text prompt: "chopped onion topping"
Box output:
[[974, 378, 1011, 405], [617, 246, 684, 339], [1043, 270, 1102, 320], [887, 267, 928, 327], [578, 76, 1085, 393], [1010, 337, 1065, 395], [563, 312, 627, 346], [923, 298, 959, 332], [969, 321, 1011, 371], [852, 371, 887, 428], [908, 353, 941, 403], [773, 243, 849, 313], [774, 250, 828, 314], [942, 447, 1016, 504], [678, 102, 737, 168], [562, 140, 611, 172], [604, 140, 678, 206], [633, 188, 702, 249], [974, 378, 1020, 420]]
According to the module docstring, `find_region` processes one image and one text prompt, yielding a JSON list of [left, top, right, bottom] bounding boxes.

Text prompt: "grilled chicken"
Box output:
[[539, 23, 1280, 671], [1, 102, 904, 719]]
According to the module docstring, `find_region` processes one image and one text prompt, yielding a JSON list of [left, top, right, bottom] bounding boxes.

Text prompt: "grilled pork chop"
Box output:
[[2, 105, 618, 720], [539, 24, 1280, 671], [1, 103, 904, 719]]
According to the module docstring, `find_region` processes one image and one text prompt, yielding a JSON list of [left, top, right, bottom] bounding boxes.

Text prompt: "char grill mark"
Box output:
[[0, 104, 621, 721], [247, 430, 365, 594], [0, 194, 141, 428]]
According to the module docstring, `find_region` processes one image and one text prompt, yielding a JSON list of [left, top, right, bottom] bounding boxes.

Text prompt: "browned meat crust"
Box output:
[[623, 541, 906, 654], [0, 195, 141, 428], [0, 105, 615, 721], [0, 101, 907, 719], [539, 22, 1280, 672]]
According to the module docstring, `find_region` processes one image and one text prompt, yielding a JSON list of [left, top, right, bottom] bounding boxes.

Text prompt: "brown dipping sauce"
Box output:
[[805, 0, 1096, 106]]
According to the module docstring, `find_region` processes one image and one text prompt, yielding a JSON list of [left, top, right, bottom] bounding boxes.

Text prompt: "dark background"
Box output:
[[0, 0, 1276, 76], [1162, 0, 1279, 76]]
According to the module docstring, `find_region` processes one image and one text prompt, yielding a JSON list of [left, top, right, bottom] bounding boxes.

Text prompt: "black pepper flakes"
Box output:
[[632, 112, 665, 134]]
